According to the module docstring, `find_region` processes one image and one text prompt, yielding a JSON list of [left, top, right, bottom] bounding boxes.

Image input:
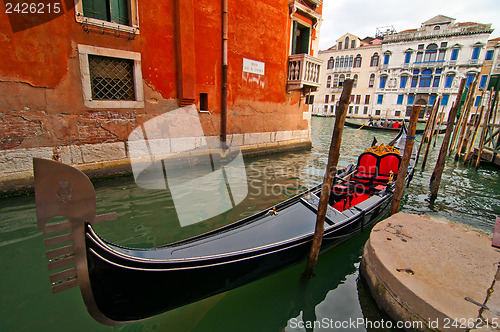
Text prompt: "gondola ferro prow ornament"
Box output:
[[33, 158, 120, 325]]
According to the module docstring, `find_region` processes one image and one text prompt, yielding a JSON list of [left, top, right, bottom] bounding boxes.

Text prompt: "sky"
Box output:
[[318, 0, 500, 50]]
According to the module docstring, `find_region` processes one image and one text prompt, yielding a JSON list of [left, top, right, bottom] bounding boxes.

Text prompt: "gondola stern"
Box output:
[[33, 158, 122, 325]]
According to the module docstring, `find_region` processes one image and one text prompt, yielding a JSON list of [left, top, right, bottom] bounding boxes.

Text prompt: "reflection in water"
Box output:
[[0, 117, 498, 331]]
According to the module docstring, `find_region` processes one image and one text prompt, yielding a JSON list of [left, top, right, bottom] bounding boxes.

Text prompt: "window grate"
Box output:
[[89, 55, 135, 101]]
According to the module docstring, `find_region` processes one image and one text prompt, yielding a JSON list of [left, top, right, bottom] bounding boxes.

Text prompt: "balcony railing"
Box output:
[[287, 53, 323, 91]]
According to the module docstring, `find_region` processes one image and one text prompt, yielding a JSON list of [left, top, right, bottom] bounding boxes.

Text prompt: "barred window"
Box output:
[[78, 44, 144, 109], [89, 55, 135, 101]]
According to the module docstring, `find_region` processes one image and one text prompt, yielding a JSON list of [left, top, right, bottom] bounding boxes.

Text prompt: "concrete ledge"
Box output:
[[0, 136, 311, 196], [361, 213, 500, 331]]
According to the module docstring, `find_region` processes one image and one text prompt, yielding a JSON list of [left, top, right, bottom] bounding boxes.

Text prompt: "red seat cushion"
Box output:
[[378, 153, 401, 176], [357, 152, 378, 176]]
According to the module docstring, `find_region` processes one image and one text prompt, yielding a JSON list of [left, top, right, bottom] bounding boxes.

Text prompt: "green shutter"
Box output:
[[82, 0, 109, 21], [488, 75, 500, 91], [291, 21, 297, 55], [110, 0, 129, 25]]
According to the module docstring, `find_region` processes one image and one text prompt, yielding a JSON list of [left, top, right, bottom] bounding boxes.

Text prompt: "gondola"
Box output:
[[344, 120, 446, 135], [34, 124, 415, 326]]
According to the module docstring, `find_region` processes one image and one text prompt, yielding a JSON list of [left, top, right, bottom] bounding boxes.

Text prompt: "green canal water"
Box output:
[[1, 116, 499, 331]]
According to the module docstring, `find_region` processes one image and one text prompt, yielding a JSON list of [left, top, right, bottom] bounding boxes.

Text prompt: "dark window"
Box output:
[[200, 93, 208, 111], [354, 54, 362, 67], [327, 57, 334, 69], [369, 74, 375, 87], [83, 0, 130, 25], [445, 74, 454, 88], [451, 48, 459, 61], [441, 94, 449, 106], [479, 75, 488, 89], [400, 76, 408, 88], [424, 44, 438, 62], [370, 53, 379, 67], [404, 52, 411, 64], [326, 75, 331, 88], [472, 47, 481, 60], [89, 54, 135, 100], [419, 69, 432, 88], [485, 50, 494, 61], [379, 76, 387, 89], [364, 95, 370, 104], [292, 21, 311, 55], [325, 95, 329, 103]]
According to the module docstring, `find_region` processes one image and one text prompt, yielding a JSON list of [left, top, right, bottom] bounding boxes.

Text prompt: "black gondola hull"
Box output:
[[84, 189, 392, 322]]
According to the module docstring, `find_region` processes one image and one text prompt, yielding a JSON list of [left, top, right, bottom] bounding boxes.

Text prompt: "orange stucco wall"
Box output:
[[0, 0, 318, 150]]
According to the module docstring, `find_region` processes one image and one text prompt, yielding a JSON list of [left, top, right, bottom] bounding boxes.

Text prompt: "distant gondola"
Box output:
[[33, 124, 415, 325], [344, 120, 446, 134]]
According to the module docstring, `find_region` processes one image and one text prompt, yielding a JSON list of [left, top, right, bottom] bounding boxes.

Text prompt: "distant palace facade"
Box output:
[[312, 15, 497, 120]]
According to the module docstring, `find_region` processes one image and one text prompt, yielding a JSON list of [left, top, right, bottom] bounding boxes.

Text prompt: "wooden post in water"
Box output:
[[304, 79, 353, 278], [475, 92, 495, 169], [389, 105, 420, 216], [421, 97, 441, 170], [455, 79, 478, 160], [433, 110, 445, 148], [430, 79, 466, 202], [416, 98, 438, 166], [464, 104, 485, 164]]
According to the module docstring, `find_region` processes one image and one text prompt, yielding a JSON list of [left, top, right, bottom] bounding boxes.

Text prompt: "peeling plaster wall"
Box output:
[[0, 0, 317, 193]]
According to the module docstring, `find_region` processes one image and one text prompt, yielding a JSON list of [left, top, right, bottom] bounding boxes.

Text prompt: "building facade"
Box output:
[[313, 15, 494, 120], [0, 0, 323, 193], [312, 33, 382, 117], [378, 15, 493, 119]]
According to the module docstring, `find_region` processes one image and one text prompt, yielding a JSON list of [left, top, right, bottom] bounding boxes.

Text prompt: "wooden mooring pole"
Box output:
[[389, 105, 420, 216], [455, 79, 478, 160], [474, 91, 496, 170], [415, 98, 438, 166], [422, 97, 441, 170], [304, 79, 353, 278], [430, 78, 466, 202]]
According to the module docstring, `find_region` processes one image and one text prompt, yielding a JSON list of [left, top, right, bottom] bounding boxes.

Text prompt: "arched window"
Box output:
[[404, 51, 412, 64], [353, 74, 358, 88], [370, 53, 379, 67], [419, 69, 433, 87], [327, 57, 334, 69], [369, 73, 375, 87], [354, 54, 362, 67], [379, 75, 387, 89], [335, 56, 340, 67], [424, 44, 438, 62], [400, 75, 408, 88], [339, 74, 345, 87], [345, 36, 349, 49], [444, 73, 455, 88], [326, 75, 332, 88], [348, 55, 353, 67], [339, 56, 344, 67]]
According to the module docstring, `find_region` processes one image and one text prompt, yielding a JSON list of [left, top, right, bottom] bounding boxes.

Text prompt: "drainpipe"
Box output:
[[221, 0, 228, 146]]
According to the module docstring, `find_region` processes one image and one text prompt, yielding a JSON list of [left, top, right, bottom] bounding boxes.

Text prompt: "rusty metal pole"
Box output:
[[303, 79, 353, 278], [430, 78, 466, 202], [221, 0, 228, 145], [389, 105, 420, 216]]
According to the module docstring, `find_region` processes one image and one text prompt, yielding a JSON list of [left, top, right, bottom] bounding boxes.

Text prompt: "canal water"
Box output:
[[1, 116, 499, 331]]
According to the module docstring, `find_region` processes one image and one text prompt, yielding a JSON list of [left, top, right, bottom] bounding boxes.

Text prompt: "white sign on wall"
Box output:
[[243, 58, 265, 75]]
